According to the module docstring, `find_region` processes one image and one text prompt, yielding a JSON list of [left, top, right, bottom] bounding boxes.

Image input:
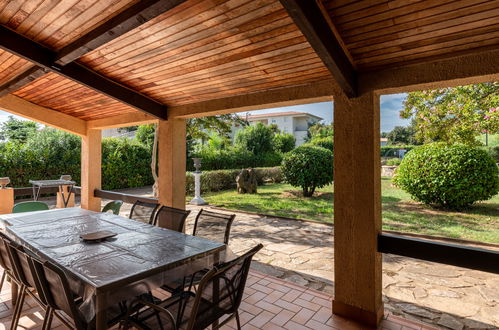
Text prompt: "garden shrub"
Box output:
[[386, 158, 402, 166], [273, 133, 295, 153], [0, 128, 155, 189], [191, 147, 282, 171], [393, 143, 499, 209], [0, 129, 82, 187], [308, 137, 333, 152], [101, 138, 154, 190], [486, 145, 499, 163], [186, 167, 282, 193], [281, 145, 333, 197]]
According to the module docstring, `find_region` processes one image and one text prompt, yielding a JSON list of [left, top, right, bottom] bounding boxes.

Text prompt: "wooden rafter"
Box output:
[[55, 0, 187, 65], [0, 25, 167, 120], [279, 0, 357, 97], [0, 66, 46, 97]]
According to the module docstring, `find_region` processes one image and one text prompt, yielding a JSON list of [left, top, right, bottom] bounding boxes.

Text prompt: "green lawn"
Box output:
[[478, 133, 499, 147], [195, 178, 499, 243]]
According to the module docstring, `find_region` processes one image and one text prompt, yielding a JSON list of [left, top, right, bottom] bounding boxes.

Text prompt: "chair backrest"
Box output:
[[154, 206, 191, 232], [102, 200, 123, 215], [0, 232, 13, 273], [129, 200, 159, 224], [6, 241, 39, 289], [193, 209, 236, 245], [29, 258, 86, 329], [187, 244, 263, 330], [13, 201, 49, 213]]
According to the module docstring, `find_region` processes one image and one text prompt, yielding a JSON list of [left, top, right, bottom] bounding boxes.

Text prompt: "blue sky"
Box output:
[[0, 93, 410, 132], [236, 93, 410, 132]]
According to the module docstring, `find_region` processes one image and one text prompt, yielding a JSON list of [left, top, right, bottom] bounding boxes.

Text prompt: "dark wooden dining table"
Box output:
[[0, 207, 226, 329]]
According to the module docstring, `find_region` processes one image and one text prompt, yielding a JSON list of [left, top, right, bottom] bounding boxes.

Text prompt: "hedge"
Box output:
[[186, 167, 282, 194], [0, 130, 155, 190], [190, 147, 282, 171]]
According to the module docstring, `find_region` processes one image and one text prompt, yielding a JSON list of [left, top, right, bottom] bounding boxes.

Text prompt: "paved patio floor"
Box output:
[[0, 268, 439, 330], [179, 205, 498, 330], [21, 191, 499, 330]]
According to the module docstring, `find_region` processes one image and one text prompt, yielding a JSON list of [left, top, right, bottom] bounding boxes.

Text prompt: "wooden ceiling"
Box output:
[[0, 0, 497, 121], [322, 0, 499, 70]]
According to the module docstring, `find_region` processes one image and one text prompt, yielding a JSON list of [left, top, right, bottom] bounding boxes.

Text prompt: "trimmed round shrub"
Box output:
[[281, 145, 333, 197], [487, 145, 499, 163], [393, 143, 499, 209], [309, 137, 333, 152]]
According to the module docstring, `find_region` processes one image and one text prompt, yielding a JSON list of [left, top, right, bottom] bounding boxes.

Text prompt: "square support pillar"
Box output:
[[158, 119, 187, 210], [81, 128, 102, 211], [333, 91, 383, 326], [0, 188, 14, 214]]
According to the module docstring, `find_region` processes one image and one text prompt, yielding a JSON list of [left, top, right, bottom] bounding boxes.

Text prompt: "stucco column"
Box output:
[[157, 118, 187, 210], [332, 91, 383, 326], [81, 128, 102, 211]]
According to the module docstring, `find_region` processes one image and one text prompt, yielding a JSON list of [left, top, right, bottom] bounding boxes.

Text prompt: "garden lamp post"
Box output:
[[190, 158, 207, 205]]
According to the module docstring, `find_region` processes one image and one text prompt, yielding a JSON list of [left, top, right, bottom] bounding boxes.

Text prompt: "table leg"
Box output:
[[95, 292, 107, 330]]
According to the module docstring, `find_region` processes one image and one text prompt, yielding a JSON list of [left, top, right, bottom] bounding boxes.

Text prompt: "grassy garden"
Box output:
[[196, 177, 499, 244]]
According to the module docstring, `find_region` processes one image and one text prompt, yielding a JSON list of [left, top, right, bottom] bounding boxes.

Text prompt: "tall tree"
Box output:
[[0, 116, 38, 143], [401, 82, 499, 145], [386, 124, 418, 145], [307, 122, 333, 141]]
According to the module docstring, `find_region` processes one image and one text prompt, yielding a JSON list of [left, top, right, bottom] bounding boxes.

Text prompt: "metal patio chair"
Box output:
[[29, 257, 126, 330], [125, 244, 263, 330], [12, 201, 49, 213], [102, 200, 124, 215], [0, 233, 16, 296], [153, 205, 191, 232], [192, 209, 236, 245], [129, 200, 160, 225], [6, 241, 47, 330]]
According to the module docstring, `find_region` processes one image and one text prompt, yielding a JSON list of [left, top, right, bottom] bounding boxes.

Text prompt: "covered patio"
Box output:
[[0, 0, 498, 329]]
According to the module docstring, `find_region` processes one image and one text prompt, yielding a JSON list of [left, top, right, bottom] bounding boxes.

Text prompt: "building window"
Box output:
[[271, 119, 276, 123]]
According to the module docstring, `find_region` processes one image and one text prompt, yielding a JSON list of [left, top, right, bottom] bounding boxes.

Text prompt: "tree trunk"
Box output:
[[151, 123, 159, 198]]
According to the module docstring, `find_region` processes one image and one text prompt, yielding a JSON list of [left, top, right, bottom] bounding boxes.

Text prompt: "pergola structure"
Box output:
[[0, 0, 497, 327]]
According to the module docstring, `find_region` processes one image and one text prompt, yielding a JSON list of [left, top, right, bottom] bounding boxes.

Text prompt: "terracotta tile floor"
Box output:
[[0, 269, 439, 330]]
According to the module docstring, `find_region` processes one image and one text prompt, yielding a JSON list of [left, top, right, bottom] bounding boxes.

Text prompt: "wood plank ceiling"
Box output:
[[0, 0, 497, 120], [322, 0, 499, 70]]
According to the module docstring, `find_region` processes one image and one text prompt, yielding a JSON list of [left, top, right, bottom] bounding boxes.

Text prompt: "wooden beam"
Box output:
[[55, 0, 187, 65], [0, 66, 47, 97], [87, 112, 158, 130], [0, 25, 167, 120], [378, 233, 499, 274], [279, 0, 356, 97], [359, 48, 499, 94], [169, 79, 337, 118], [94, 189, 158, 204], [0, 94, 87, 136]]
